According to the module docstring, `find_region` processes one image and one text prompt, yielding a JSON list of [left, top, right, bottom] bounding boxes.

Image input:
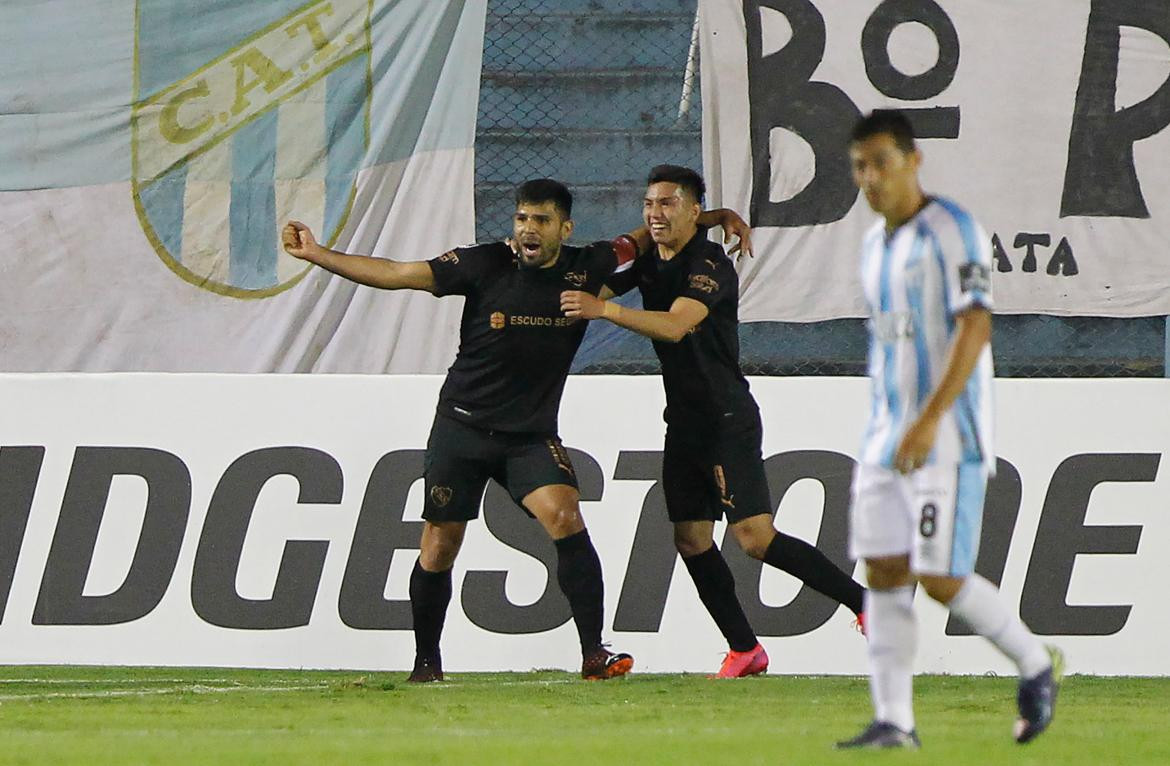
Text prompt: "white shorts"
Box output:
[[849, 462, 989, 577]]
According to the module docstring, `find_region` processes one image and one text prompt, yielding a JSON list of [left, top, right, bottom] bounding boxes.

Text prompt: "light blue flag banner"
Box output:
[[0, 0, 486, 371]]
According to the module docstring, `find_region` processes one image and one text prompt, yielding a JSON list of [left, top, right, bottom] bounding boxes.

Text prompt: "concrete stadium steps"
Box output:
[[475, 1, 701, 242], [478, 69, 695, 132], [475, 128, 701, 185], [483, 12, 695, 72]]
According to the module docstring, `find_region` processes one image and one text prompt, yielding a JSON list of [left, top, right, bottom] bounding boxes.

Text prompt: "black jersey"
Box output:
[[428, 241, 619, 433], [608, 229, 758, 431]]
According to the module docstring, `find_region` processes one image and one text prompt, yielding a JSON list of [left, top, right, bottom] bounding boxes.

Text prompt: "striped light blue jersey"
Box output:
[[859, 196, 995, 470]]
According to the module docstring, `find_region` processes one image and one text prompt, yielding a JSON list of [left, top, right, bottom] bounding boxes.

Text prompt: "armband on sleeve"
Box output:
[[612, 234, 639, 271]]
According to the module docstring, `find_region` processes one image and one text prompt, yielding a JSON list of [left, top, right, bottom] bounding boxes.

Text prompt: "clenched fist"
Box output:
[[282, 221, 322, 261]]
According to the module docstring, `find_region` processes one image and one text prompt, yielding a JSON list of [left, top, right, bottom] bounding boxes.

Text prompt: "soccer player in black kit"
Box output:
[[561, 166, 867, 677], [282, 179, 750, 682]]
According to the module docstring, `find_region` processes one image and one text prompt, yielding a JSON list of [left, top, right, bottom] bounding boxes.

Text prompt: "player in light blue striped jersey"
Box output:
[[836, 110, 1063, 751]]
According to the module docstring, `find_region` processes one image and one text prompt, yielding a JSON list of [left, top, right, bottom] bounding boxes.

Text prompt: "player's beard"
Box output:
[[517, 241, 558, 269]]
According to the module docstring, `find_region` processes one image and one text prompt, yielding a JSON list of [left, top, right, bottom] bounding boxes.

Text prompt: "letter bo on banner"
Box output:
[[701, 0, 1170, 319]]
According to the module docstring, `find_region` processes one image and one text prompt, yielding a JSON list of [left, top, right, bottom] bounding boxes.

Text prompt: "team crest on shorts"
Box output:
[[130, 0, 371, 298], [430, 486, 453, 508]]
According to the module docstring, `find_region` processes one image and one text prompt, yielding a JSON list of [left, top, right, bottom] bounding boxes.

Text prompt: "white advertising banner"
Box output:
[[699, 0, 1170, 319], [0, 0, 486, 373], [1, 374, 1168, 675]]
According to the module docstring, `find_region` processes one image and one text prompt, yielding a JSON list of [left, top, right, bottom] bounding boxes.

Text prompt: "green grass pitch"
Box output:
[[0, 666, 1166, 764]]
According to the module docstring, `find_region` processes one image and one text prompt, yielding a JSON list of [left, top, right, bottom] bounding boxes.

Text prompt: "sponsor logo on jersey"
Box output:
[[490, 311, 506, 330], [509, 315, 575, 327], [131, 0, 371, 299], [563, 270, 587, 287], [689, 274, 719, 294]]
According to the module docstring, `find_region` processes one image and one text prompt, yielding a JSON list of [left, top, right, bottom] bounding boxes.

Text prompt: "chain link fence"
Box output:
[[476, 0, 703, 246], [474, 0, 1166, 378]]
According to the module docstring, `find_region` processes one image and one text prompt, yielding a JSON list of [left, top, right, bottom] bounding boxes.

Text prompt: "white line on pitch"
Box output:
[[416, 678, 579, 689], [0, 678, 240, 685], [0, 683, 329, 702]]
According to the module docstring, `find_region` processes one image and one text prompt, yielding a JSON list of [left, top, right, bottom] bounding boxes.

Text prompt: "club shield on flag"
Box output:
[[1, 0, 485, 372], [131, 0, 372, 298]]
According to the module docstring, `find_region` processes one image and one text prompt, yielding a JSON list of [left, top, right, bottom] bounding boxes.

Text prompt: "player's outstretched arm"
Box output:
[[894, 307, 992, 473], [560, 292, 708, 343], [281, 220, 436, 292]]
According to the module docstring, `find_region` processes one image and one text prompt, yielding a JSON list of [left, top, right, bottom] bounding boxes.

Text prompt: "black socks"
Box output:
[[409, 559, 453, 661], [682, 544, 758, 652], [763, 532, 865, 615], [554, 530, 606, 653]]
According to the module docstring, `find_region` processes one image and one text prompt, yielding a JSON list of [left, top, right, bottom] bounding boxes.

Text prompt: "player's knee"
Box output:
[[865, 556, 912, 589], [674, 539, 708, 557], [543, 506, 584, 538], [420, 524, 464, 570], [736, 536, 770, 560], [919, 575, 964, 604], [731, 528, 772, 560], [673, 532, 711, 558], [419, 544, 458, 571]]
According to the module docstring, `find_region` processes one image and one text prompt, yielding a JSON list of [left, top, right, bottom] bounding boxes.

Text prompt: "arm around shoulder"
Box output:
[[565, 294, 707, 343], [696, 208, 753, 258]]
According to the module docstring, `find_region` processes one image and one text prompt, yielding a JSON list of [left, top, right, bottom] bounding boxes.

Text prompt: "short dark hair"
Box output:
[[851, 109, 917, 153], [515, 179, 572, 219], [647, 164, 705, 204]]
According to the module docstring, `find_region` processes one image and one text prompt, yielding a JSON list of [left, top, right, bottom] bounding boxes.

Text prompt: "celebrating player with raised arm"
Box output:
[[834, 110, 1062, 750], [282, 178, 750, 683], [561, 165, 866, 678]]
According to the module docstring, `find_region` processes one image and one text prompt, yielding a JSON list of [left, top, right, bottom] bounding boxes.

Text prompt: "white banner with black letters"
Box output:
[[0, 374, 1167, 675], [699, 0, 1170, 319]]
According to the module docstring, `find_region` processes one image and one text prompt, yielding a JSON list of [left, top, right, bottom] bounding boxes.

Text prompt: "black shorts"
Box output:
[[422, 413, 579, 522], [662, 414, 772, 524]]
